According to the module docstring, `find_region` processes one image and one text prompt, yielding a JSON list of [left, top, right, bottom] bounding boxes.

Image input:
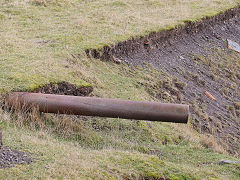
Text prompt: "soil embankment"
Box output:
[[32, 82, 93, 96], [87, 7, 240, 155]]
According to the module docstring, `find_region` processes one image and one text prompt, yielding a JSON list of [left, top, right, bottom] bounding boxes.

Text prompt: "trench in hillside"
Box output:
[[86, 6, 240, 155], [31, 81, 93, 96]]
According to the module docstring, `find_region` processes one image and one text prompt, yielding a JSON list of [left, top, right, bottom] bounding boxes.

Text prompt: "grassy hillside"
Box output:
[[0, 0, 240, 179], [1, 108, 240, 179], [0, 0, 240, 91]]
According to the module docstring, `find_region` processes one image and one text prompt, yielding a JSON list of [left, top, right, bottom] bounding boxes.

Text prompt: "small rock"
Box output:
[[219, 160, 240, 165], [112, 57, 122, 64], [227, 39, 240, 53], [179, 56, 184, 60], [149, 149, 164, 156], [215, 34, 221, 39], [36, 40, 51, 44]]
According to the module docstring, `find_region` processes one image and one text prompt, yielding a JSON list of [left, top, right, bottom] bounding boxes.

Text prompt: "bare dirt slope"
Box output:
[[89, 7, 240, 155]]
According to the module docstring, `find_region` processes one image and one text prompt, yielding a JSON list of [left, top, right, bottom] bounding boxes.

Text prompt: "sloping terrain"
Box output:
[[0, 0, 239, 91], [0, 0, 240, 179], [90, 6, 240, 156]]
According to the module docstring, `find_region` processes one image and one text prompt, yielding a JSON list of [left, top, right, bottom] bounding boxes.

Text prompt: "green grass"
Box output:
[[0, 0, 240, 91], [1, 0, 240, 179], [1, 115, 240, 179]]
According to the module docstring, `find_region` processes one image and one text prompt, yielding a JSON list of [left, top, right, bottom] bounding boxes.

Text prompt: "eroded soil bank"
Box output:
[[89, 7, 240, 155], [32, 82, 93, 96]]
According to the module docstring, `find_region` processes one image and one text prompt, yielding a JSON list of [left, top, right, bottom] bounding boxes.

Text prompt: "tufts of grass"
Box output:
[[0, 0, 240, 91], [1, 108, 240, 179], [0, 0, 240, 179]]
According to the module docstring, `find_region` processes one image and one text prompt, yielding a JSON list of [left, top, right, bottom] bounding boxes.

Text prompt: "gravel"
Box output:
[[0, 146, 33, 169]]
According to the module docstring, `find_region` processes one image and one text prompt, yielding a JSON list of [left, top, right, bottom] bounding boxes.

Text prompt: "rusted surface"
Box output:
[[0, 129, 2, 148], [6, 92, 189, 123]]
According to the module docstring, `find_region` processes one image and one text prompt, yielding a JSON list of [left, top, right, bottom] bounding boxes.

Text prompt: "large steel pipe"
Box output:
[[6, 92, 189, 123], [0, 129, 2, 148]]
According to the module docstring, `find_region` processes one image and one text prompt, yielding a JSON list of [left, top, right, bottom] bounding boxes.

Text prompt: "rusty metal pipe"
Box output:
[[6, 92, 189, 123], [0, 129, 2, 148]]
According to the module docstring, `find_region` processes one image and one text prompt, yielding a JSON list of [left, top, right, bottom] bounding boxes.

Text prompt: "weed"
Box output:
[[234, 102, 240, 110], [0, 0, 240, 179]]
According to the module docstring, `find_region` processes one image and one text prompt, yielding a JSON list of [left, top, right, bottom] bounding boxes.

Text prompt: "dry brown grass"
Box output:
[[173, 124, 227, 154], [0, 0, 240, 91], [200, 135, 227, 154], [0, 0, 240, 178], [1, 96, 239, 179]]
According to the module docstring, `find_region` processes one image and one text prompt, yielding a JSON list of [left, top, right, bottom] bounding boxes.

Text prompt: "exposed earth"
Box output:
[[88, 7, 240, 155], [32, 81, 93, 96], [0, 146, 32, 169]]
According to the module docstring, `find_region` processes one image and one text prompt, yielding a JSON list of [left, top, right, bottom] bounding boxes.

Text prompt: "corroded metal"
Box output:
[[0, 129, 2, 148], [6, 92, 189, 123]]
